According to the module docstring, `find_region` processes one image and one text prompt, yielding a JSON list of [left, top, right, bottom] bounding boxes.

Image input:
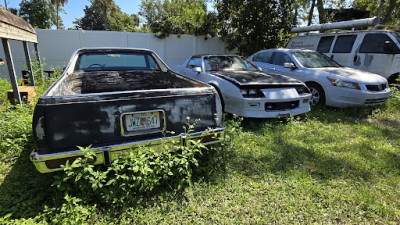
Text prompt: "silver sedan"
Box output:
[[173, 55, 311, 118], [249, 49, 391, 107]]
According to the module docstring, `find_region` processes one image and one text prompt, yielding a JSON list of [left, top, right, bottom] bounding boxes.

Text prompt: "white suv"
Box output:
[[287, 30, 400, 84], [248, 49, 391, 107]]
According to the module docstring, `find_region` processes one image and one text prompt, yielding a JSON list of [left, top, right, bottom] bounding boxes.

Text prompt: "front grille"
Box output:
[[265, 101, 299, 111], [365, 98, 389, 105], [366, 83, 387, 92]]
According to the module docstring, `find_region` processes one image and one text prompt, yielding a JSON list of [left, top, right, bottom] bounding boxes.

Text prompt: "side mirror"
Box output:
[[284, 62, 297, 70], [384, 41, 397, 54], [257, 66, 263, 71], [192, 67, 202, 73]]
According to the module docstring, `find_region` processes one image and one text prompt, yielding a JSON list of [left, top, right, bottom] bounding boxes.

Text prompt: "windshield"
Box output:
[[204, 56, 258, 72], [76, 52, 160, 71], [292, 51, 341, 68]]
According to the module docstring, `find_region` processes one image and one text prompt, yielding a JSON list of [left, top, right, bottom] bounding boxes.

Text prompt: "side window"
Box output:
[[332, 35, 357, 53], [317, 36, 334, 53], [359, 33, 392, 54], [253, 52, 273, 63], [272, 52, 292, 66], [187, 57, 202, 68], [251, 53, 260, 61]]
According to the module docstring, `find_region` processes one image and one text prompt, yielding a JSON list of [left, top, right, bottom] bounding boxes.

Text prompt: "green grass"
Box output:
[[1, 78, 400, 224]]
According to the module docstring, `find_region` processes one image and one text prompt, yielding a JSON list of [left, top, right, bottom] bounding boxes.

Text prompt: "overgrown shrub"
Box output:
[[53, 135, 214, 208]]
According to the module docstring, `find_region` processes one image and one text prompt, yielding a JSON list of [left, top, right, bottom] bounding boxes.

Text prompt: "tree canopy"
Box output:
[[18, 0, 62, 29], [216, 0, 295, 56], [74, 0, 139, 31], [353, 0, 400, 25], [139, 0, 217, 38]]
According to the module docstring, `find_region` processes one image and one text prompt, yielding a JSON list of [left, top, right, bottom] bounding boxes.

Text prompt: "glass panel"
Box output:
[[332, 35, 357, 53], [360, 33, 392, 54], [272, 52, 292, 66], [317, 36, 334, 53], [204, 56, 258, 71], [187, 57, 202, 68], [253, 52, 273, 63], [292, 51, 341, 68], [77, 52, 159, 71]]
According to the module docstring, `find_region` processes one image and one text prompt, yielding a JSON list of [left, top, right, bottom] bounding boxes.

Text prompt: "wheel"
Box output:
[[388, 74, 399, 88], [307, 83, 325, 106]]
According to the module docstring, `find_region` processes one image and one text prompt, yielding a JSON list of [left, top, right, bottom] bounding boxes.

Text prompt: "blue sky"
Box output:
[[6, 0, 143, 29]]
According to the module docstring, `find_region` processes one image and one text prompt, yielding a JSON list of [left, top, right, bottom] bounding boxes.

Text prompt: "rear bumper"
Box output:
[[31, 128, 225, 173]]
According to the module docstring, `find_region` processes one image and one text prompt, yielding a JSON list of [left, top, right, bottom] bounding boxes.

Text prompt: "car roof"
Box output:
[[259, 48, 316, 53], [191, 54, 240, 58]]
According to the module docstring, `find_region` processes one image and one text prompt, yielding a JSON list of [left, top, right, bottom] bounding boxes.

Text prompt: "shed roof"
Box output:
[[0, 8, 38, 43]]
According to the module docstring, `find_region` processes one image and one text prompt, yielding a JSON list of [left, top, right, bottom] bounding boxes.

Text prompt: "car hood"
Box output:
[[314, 67, 387, 84], [209, 70, 303, 86]]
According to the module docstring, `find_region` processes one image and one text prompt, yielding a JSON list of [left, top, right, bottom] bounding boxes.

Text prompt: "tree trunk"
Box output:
[[316, 0, 325, 24], [382, 0, 395, 24], [376, 0, 385, 25], [308, 0, 316, 25], [56, 0, 59, 29]]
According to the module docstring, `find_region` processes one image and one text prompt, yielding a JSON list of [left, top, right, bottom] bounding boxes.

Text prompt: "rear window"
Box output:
[[359, 33, 392, 54], [271, 52, 292, 66], [317, 36, 334, 53], [332, 35, 357, 53], [252, 52, 274, 63], [76, 52, 160, 71]]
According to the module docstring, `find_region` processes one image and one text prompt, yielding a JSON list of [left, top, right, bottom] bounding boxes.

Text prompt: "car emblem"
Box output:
[[281, 91, 284, 96]]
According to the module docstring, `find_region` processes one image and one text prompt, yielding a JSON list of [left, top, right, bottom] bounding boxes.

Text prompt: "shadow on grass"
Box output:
[[0, 148, 59, 219]]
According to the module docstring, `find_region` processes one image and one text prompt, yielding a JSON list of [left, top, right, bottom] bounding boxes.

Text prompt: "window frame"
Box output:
[[332, 35, 357, 53]]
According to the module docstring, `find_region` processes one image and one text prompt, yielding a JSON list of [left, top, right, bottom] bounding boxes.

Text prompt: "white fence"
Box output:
[[0, 29, 231, 79]]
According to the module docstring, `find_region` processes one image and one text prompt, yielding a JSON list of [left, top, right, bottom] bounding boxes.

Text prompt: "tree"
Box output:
[[353, 0, 400, 25], [294, 0, 346, 25], [216, 0, 294, 57], [19, 0, 61, 29], [139, 0, 217, 38], [74, 0, 139, 31], [50, 0, 68, 29]]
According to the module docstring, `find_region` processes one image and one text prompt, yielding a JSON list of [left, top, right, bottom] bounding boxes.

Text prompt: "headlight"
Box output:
[[240, 88, 264, 98], [327, 77, 361, 90], [294, 85, 310, 95]]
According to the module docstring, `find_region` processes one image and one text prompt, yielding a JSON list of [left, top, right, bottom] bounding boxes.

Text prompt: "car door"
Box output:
[[268, 51, 308, 81], [330, 34, 357, 67], [352, 33, 397, 77]]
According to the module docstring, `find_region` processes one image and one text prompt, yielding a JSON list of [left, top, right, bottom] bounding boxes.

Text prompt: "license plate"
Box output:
[[125, 111, 161, 132]]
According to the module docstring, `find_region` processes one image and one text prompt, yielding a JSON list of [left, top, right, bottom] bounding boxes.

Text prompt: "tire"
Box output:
[[307, 83, 325, 106], [388, 74, 399, 88]]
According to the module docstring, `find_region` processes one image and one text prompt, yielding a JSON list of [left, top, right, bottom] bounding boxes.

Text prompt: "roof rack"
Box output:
[[291, 17, 378, 33]]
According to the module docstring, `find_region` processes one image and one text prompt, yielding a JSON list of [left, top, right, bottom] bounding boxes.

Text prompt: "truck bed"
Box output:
[[46, 70, 204, 96], [31, 48, 224, 173]]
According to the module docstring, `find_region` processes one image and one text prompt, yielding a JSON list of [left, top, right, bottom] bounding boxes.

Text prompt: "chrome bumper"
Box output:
[[31, 128, 225, 173]]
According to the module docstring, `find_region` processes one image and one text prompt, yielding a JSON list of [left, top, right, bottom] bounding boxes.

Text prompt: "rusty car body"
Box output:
[[31, 48, 224, 173]]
